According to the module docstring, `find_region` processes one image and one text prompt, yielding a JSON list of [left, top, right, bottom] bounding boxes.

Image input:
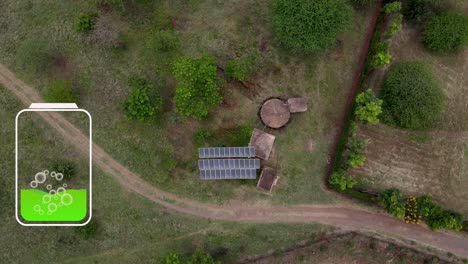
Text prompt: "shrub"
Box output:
[[378, 189, 405, 218], [16, 38, 51, 72], [404, 196, 421, 224], [423, 12, 468, 53], [372, 51, 392, 67], [329, 170, 357, 191], [347, 137, 368, 153], [346, 152, 366, 168], [194, 129, 213, 146], [164, 253, 182, 264], [173, 55, 223, 119], [416, 195, 463, 231], [272, 0, 352, 53], [149, 30, 180, 52], [382, 2, 402, 14], [403, 0, 446, 23], [76, 15, 95, 33], [386, 14, 403, 38], [225, 52, 260, 81], [124, 77, 161, 121], [44, 80, 78, 103], [74, 219, 98, 239], [355, 89, 383, 124], [51, 160, 75, 180], [381, 61, 444, 129]]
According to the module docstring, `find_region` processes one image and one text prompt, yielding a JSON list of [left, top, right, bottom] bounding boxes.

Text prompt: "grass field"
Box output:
[[0, 84, 331, 263], [0, 0, 374, 205], [350, 6, 468, 217]]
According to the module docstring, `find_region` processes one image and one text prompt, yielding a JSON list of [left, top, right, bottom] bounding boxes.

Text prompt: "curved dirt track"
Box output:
[[1, 64, 467, 259]]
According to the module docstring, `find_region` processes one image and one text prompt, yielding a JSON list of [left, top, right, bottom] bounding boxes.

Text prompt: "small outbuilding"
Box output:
[[249, 129, 275, 160], [287, 97, 308, 113], [257, 167, 279, 192]]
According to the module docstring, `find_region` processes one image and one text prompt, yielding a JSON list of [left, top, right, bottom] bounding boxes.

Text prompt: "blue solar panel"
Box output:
[[198, 147, 255, 158], [198, 159, 260, 170], [199, 169, 257, 180]]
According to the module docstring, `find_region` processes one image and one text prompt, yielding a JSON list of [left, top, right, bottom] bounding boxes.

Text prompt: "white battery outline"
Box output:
[[15, 103, 92, 226]]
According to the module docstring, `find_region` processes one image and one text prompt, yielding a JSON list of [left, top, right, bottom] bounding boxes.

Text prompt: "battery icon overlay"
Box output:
[[15, 103, 92, 226]]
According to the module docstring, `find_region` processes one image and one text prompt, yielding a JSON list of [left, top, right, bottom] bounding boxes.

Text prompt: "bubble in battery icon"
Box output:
[[15, 103, 92, 226]]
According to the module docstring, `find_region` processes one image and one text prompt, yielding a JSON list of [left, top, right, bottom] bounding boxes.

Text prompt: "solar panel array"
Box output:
[[198, 147, 255, 159], [198, 159, 260, 170], [200, 169, 257, 180]]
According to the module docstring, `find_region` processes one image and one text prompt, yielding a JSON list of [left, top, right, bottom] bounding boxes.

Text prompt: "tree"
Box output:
[[355, 89, 383, 124], [173, 55, 223, 119], [329, 170, 357, 191], [225, 52, 261, 81], [382, 2, 402, 14], [44, 80, 78, 103], [381, 61, 444, 129], [378, 189, 405, 218], [51, 160, 75, 180], [124, 77, 161, 121], [423, 12, 468, 53], [272, 0, 352, 53], [416, 195, 463, 231]]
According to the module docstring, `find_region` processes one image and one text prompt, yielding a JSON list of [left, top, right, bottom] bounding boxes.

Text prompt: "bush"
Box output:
[[149, 30, 180, 52], [51, 160, 75, 180], [403, 0, 446, 23], [16, 38, 51, 72], [272, 0, 352, 53], [194, 129, 213, 146], [76, 15, 95, 33], [382, 2, 402, 14], [346, 152, 366, 168], [225, 52, 260, 81], [226, 126, 252, 146], [355, 89, 383, 124], [44, 80, 78, 103], [378, 189, 405, 218], [423, 12, 468, 53], [74, 219, 98, 239], [416, 195, 463, 231], [381, 61, 444, 129], [124, 77, 162, 121], [329, 170, 357, 191], [386, 14, 403, 38], [173, 55, 223, 119]]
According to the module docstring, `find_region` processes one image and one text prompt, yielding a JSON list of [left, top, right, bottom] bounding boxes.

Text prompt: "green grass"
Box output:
[[0, 84, 330, 263], [0, 0, 373, 206]]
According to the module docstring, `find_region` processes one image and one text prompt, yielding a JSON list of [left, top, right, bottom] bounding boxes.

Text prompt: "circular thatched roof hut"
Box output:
[[260, 98, 290, 129]]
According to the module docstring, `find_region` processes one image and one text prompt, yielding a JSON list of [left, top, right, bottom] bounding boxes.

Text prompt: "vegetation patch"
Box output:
[[423, 12, 468, 53], [44, 80, 78, 103], [173, 55, 223, 119], [225, 52, 261, 81], [124, 77, 162, 121], [272, 0, 352, 53], [380, 61, 444, 130]]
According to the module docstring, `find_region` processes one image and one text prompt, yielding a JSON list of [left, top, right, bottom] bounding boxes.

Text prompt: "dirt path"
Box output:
[[1, 65, 468, 258]]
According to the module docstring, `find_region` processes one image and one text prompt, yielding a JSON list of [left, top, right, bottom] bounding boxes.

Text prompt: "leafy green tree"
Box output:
[[124, 77, 161, 121], [378, 189, 405, 218], [272, 0, 352, 53], [381, 61, 444, 129], [173, 55, 223, 119], [225, 52, 261, 81], [416, 195, 463, 231], [423, 12, 468, 53], [76, 15, 95, 33], [51, 160, 75, 180], [16, 38, 51, 72], [382, 2, 402, 14], [355, 89, 383, 124], [44, 80, 78, 103], [329, 170, 357, 191]]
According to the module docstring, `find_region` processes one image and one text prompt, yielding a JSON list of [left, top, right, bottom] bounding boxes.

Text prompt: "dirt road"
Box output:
[[1, 64, 467, 259]]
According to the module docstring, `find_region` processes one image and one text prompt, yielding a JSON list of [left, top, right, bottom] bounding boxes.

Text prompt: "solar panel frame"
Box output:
[[199, 169, 257, 180]]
